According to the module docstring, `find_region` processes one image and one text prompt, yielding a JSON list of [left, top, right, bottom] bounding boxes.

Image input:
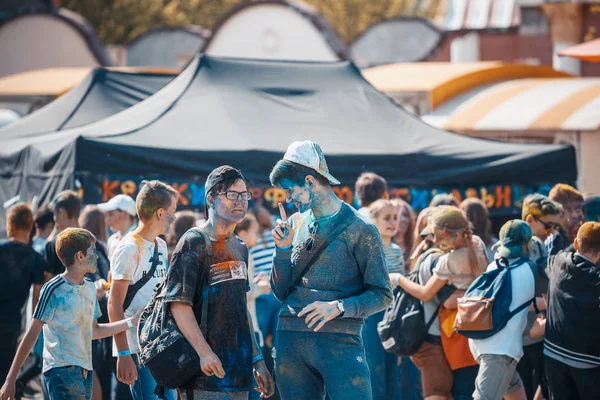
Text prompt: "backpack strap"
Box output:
[[196, 229, 213, 336], [420, 248, 444, 328], [123, 238, 160, 311], [509, 259, 537, 317], [509, 297, 535, 318], [281, 205, 356, 304], [426, 304, 441, 330]]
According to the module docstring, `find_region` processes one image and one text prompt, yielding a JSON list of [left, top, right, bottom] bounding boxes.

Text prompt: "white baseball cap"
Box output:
[[97, 194, 137, 217], [283, 140, 340, 185]]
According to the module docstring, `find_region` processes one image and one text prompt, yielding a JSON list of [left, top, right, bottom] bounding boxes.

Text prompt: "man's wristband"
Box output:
[[126, 317, 134, 330], [252, 354, 264, 364], [118, 350, 132, 357], [276, 245, 293, 251]]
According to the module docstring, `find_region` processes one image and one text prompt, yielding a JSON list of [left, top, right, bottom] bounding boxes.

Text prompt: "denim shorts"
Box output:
[[474, 354, 523, 400], [44, 365, 92, 400]]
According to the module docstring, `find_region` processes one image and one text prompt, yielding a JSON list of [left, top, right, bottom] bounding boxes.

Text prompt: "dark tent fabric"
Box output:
[[0, 69, 175, 139], [73, 56, 575, 186], [351, 18, 444, 68], [0, 55, 577, 235]]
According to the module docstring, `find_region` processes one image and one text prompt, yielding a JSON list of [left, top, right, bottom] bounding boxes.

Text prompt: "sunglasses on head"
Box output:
[[305, 221, 319, 252]]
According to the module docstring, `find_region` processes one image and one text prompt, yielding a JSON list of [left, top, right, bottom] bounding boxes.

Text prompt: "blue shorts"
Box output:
[[44, 365, 92, 400]]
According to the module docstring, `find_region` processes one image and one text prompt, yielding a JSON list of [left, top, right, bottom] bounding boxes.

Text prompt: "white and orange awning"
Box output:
[[363, 62, 569, 110], [422, 78, 600, 132], [558, 38, 600, 63]]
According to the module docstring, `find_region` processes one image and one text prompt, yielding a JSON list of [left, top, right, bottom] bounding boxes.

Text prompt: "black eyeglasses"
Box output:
[[534, 216, 559, 231], [305, 221, 319, 252], [216, 191, 252, 201]]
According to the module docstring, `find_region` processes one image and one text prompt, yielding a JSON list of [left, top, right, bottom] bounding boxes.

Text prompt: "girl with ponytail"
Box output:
[[396, 206, 488, 299], [396, 206, 489, 400]]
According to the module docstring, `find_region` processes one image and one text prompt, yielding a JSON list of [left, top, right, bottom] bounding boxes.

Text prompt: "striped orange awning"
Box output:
[[558, 38, 600, 63], [422, 78, 600, 132]]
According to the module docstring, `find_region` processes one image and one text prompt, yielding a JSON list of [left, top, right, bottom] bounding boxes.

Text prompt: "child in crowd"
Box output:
[[397, 206, 489, 400], [469, 220, 534, 400], [0, 228, 140, 400], [362, 200, 406, 399], [543, 222, 600, 400], [108, 180, 178, 400], [518, 194, 561, 399], [0, 204, 46, 386]]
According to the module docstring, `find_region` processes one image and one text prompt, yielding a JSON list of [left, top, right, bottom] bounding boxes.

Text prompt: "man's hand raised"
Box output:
[[272, 203, 294, 249]]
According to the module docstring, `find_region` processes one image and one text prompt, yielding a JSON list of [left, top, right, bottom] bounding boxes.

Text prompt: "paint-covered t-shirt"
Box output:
[[111, 233, 169, 355], [34, 274, 102, 373], [165, 228, 253, 392]]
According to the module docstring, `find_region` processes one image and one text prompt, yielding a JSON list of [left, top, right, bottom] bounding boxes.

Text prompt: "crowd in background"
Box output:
[[1, 170, 599, 400]]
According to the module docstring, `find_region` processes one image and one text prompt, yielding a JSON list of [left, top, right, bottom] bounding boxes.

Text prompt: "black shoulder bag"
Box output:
[[122, 238, 159, 311], [138, 229, 212, 394]]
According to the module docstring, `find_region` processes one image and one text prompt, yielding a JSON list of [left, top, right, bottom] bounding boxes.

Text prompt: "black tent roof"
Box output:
[[74, 55, 575, 187], [0, 68, 175, 139], [0, 55, 576, 221]]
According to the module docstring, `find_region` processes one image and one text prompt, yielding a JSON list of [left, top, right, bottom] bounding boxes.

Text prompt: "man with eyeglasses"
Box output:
[[165, 166, 274, 400], [517, 193, 562, 400], [269, 141, 393, 400]]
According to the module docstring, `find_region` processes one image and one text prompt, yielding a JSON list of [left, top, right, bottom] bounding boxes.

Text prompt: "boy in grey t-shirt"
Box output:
[[0, 228, 139, 400]]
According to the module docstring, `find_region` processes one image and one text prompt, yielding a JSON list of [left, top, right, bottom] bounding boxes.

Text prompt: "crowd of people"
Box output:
[[0, 139, 598, 400]]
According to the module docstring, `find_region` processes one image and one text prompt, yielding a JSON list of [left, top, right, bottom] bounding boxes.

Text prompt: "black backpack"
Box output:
[[377, 248, 443, 356], [138, 228, 211, 394]]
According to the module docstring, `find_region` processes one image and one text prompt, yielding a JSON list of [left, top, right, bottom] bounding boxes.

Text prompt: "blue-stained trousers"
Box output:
[[275, 330, 372, 400]]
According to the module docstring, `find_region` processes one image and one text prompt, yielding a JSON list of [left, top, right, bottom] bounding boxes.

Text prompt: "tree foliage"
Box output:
[[61, 0, 442, 45]]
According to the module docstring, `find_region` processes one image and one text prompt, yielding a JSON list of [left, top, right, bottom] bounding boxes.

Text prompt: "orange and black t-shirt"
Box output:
[[164, 228, 252, 392]]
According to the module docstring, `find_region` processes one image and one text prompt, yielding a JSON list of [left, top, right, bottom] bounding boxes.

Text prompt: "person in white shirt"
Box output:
[[108, 181, 178, 400], [98, 194, 138, 261], [469, 220, 534, 400]]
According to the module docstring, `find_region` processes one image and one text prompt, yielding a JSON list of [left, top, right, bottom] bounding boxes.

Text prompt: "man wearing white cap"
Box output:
[[269, 140, 393, 400], [98, 194, 138, 260]]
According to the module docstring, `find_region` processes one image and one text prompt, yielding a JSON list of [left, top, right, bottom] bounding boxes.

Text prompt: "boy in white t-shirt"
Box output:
[[469, 220, 535, 400], [0, 228, 139, 400], [108, 181, 178, 400]]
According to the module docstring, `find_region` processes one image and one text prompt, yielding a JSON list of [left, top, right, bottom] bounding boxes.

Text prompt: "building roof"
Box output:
[[350, 18, 444, 68], [558, 38, 600, 63], [201, 0, 350, 61], [434, 0, 520, 32], [0, 66, 179, 97]]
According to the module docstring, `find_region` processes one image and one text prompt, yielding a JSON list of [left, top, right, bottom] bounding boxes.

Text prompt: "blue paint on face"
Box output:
[[84, 244, 98, 273], [280, 178, 312, 213]]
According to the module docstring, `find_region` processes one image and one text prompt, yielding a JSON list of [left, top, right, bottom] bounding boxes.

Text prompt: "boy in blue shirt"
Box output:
[[0, 228, 140, 400]]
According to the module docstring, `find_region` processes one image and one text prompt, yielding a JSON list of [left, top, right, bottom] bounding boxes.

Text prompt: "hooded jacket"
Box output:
[[544, 251, 600, 367]]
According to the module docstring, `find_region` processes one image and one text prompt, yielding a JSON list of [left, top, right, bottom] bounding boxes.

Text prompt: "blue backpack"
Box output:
[[454, 257, 536, 340]]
